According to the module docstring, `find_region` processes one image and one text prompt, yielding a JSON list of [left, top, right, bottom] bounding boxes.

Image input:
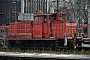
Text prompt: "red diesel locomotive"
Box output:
[[9, 12, 77, 39], [0, 10, 89, 50], [7, 11, 78, 49]]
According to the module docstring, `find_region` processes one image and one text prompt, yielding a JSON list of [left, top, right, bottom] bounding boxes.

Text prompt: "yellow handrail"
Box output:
[[73, 31, 77, 48]]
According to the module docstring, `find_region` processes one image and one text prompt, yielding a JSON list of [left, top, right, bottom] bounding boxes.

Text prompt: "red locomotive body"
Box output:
[[7, 12, 79, 49], [64, 21, 77, 37], [9, 21, 32, 38], [51, 21, 77, 39], [9, 13, 77, 39]]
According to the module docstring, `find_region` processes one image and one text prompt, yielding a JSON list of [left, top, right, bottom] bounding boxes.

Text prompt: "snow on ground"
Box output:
[[0, 52, 90, 59]]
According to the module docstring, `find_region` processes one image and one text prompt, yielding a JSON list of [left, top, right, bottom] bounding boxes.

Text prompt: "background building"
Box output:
[[0, 0, 90, 26], [0, 0, 48, 25], [0, 0, 21, 25]]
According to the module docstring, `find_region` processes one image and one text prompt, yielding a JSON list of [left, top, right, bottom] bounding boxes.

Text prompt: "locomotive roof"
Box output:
[[52, 20, 76, 22], [36, 14, 52, 16]]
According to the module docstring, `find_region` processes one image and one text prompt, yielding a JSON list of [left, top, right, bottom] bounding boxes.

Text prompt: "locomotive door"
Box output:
[[66, 23, 72, 37], [33, 16, 43, 38], [56, 23, 63, 38], [52, 22, 63, 38]]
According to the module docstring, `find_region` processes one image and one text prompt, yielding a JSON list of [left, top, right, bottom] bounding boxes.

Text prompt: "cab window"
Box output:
[[34, 16, 42, 24], [83, 28, 87, 33], [44, 16, 47, 23]]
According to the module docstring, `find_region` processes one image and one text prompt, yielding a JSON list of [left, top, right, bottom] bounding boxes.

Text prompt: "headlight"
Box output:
[[65, 33, 68, 37]]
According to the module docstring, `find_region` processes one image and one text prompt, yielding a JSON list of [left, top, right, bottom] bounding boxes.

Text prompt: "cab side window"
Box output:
[[83, 28, 87, 33], [44, 16, 47, 23]]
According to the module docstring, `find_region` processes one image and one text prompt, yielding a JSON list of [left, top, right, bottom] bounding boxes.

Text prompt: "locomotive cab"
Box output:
[[33, 12, 51, 38]]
